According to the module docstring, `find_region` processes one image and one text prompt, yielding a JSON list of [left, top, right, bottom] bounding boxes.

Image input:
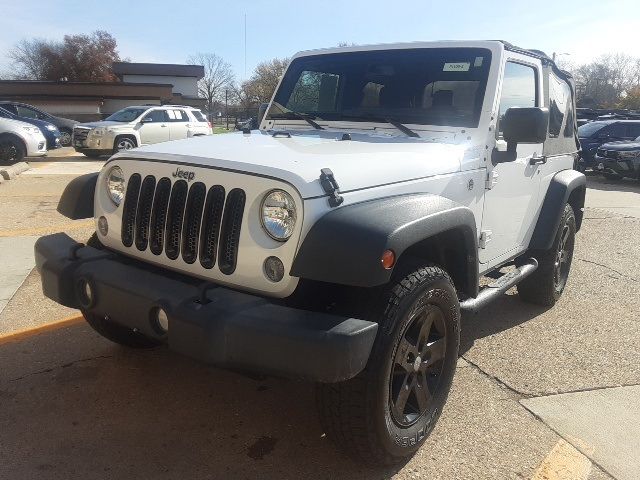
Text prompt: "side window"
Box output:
[[287, 71, 340, 113], [142, 110, 168, 122], [607, 123, 628, 138], [1, 104, 18, 115], [498, 62, 537, 135], [627, 123, 640, 139], [166, 109, 188, 122], [548, 73, 572, 138], [16, 106, 39, 119], [190, 110, 207, 122]]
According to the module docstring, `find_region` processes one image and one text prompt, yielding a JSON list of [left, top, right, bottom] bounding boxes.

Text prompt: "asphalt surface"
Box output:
[[0, 152, 637, 479]]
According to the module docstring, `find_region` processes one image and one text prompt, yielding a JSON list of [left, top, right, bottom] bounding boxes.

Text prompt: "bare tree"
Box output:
[[9, 31, 122, 81], [235, 58, 289, 106], [187, 53, 235, 117]]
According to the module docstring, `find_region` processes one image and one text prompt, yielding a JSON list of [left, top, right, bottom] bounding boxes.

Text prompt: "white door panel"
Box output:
[[139, 123, 170, 144], [479, 56, 544, 265]]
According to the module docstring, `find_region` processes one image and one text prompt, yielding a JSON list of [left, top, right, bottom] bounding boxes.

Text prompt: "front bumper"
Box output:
[[595, 155, 640, 178], [35, 233, 378, 382]]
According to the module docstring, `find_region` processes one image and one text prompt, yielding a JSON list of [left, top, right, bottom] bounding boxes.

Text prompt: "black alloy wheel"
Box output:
[[389, 304, 447, 427]]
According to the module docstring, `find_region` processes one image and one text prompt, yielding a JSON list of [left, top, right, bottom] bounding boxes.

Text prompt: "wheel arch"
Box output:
[[0, 131, 27, 152], [291, 194, 479, 298], [529, 169, 586, 251]]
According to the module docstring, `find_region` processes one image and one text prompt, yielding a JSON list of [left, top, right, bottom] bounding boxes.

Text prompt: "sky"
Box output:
[[1, 0, 639, 80]]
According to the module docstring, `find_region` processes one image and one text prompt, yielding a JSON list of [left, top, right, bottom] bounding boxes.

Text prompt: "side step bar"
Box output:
[[460, 258, 538, 313]]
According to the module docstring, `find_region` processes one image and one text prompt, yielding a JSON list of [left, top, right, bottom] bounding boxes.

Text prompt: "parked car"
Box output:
[[72, 105, 213, 157], [0, 101, 78, 147], [0, 116, 47, 164], [595, 136, 640, 180], [577, 120, 640, 172], [0, 106, 61, 150], [36, 40, 584, 465]]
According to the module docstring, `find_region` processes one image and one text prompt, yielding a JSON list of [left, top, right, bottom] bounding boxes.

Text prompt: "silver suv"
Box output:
[[72, 105, 212, 157]]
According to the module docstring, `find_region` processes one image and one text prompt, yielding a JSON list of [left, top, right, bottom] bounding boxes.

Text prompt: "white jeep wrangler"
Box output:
[[36, 41, 585, 464]]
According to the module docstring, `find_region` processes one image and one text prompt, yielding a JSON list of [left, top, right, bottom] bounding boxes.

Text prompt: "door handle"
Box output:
[[161, 124, 167, 127], [529, 155, 546, 165]]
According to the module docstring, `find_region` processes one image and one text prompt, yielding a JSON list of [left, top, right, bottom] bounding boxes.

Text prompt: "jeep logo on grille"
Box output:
[[172, 167, 195, 182]]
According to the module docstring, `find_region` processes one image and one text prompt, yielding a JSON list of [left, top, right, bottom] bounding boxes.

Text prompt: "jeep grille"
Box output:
[[121, 174, 246, 275]]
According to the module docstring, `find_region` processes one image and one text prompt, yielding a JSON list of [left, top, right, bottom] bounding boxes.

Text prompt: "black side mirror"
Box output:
[[494, 107, 549, 163], [258, 103, 270, 125]]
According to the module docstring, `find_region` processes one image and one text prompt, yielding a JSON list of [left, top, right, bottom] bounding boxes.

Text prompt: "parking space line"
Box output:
[[0, 314, 83, 346], [531, 439, 592, 480], [0, 219, 94, 238]]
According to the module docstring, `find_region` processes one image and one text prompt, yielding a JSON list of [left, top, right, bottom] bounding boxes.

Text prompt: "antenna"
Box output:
[[244, 14, 247, 78]]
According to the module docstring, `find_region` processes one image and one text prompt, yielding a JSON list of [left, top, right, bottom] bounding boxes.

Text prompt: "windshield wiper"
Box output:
[[338, 114, 420, 138], [268, 111, 324, 130]]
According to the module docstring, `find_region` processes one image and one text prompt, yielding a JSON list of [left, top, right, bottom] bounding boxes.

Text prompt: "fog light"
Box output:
[[78, 278, 94, 308], [264, 256, 285, 282], [98, 216, 108, 236], [155, 308, 169, 333]]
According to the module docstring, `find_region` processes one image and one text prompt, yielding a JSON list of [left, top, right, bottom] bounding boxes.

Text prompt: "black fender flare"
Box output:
[[291, 194, 478, 295], [529, 169, 586, 251], [57, 172, 98, 219]]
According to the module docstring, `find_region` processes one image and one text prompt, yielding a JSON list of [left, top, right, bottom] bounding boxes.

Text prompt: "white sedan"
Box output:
[[0, 117, 47, 164]]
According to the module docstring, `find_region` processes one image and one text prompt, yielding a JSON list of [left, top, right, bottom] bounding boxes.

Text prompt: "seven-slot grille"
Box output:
[[121, 173, 246, 275], [73, 127, 90, 144]]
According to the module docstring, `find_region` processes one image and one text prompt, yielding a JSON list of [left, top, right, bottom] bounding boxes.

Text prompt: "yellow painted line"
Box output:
[[531, 440, 592, 480], [0, 219, 94, 238], [0, 314, 83, 346]]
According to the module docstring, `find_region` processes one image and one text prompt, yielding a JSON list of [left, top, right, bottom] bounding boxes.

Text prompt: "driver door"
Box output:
[[479, 57, 544, 265], [138, 109, 170, 145]]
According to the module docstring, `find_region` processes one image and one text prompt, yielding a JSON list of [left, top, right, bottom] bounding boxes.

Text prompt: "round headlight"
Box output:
[[261, 190, 297, 241], [106, 166, 125, 206]]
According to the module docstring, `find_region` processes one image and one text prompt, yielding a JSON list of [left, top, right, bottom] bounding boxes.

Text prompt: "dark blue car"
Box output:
[[577, 120, 640, 172], [0, 106, 61, 150]]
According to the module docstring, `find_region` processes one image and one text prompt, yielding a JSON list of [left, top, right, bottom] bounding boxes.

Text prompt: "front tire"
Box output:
[[113, 136, 137, 153], [0, 135, 26, 165], [316, 265, 460, 465], [518, 203, 576, 306], [82, 311, 159, 348]]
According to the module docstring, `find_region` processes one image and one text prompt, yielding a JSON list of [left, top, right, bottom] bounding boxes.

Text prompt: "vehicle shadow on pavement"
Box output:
[[459, 292, 549, 355], [586, 175, 640, 193], [0, 322, 404, 480]]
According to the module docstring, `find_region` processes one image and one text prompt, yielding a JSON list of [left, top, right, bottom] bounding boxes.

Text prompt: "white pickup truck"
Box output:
[[36, 40, 584, 464]]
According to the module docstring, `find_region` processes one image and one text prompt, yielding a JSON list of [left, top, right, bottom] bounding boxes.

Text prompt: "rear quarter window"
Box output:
[[190, 110, 207, 122]]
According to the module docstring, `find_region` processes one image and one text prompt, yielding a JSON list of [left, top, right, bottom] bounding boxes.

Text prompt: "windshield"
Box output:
[[269, 48, 492, 128], [578, 122, 607, 138], [105, 107, 148, 122]]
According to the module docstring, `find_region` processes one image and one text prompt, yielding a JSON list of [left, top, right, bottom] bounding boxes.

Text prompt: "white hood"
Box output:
[[115, 130, 466, 198]]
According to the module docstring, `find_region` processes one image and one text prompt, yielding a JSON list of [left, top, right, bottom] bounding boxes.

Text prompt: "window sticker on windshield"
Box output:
[[474, 56, 484, 67], [443, 62, 470, 72]]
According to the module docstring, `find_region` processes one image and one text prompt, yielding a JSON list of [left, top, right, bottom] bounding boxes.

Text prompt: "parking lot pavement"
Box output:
[[0, 172, 637, 479]]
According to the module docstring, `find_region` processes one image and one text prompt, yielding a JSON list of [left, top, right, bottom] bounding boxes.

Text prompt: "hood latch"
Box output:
[[319, 168, 344, 208]]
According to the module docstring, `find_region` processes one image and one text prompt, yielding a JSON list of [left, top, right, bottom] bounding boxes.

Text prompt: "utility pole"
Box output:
[[225, 89, 229, 130]]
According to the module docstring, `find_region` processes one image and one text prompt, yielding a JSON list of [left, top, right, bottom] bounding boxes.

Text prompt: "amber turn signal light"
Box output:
[[381, 249, 395, 270]]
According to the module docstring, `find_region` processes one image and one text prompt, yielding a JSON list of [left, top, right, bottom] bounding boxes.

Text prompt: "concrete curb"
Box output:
[[0, 162, 31, 181]]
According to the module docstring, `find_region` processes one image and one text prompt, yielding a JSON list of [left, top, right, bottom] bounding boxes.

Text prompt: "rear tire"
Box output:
[[316, 265, 460, 465], [518, 203, 576, 306], [82, 311, 159, 348], [59, 129, 72, 147]]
